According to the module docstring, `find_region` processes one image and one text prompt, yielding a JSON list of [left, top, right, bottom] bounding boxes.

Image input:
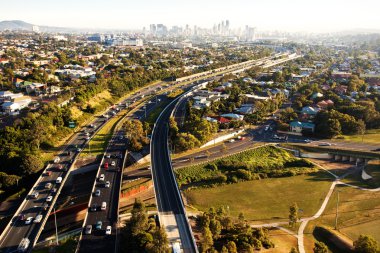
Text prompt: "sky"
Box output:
[[1, 0, 380, 33]]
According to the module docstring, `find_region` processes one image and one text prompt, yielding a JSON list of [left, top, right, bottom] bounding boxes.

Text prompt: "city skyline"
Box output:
[[1, 0, 380, 33]]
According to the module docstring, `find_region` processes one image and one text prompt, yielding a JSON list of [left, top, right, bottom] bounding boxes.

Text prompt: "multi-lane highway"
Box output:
[[0, 116, 106, 253], [0, 81, 170, 253], [77, 125, 125, 252]]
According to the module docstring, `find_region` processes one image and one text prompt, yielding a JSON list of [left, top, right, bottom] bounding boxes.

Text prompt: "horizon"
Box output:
[[1, 0, 380, 33]]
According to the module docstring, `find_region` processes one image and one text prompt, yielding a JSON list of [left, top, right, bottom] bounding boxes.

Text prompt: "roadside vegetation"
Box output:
[[175, 145, 317, 188], [195, 207, 274, 252], [119, 199, 169, 253]]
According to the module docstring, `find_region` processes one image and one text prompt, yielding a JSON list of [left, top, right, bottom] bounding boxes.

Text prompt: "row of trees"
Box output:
[[314, 109, 366, 138]]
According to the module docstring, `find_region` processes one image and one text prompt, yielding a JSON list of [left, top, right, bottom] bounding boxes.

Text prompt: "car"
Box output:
[[228, 139, 235, 143], [85, 132, 90, 136], [46, 196, 53, 202], [85, 225, 92, 235], [17, 214, 26, 222], [42, 203, 49, 211], [304, 139, 312, 143], [104, 163, 109, 169], [99, 174, 105, 181], [90, 204, 97, 212], [106, 226, 112, 235], [101, 202, 107, 211], [45, 171, 52, 176], [111, 161, 116, 166], [105, 181, 110, 188], [57, 164, 63, 170], [94, 190, 101, 197], [30, 191, 39, 199], [77, 148, 82, 152], [105, 154, 111, 158], [318, 143, 332, 146], [45, 183, 52, 189], [51, 187, 57, 194], [25, 217, 33, 225], [85, 136, 90, 140], [33, 214, 43, 223], [96, 221, 102, 230], [89, 124, 95, 128], [371, 148, 380, 152]]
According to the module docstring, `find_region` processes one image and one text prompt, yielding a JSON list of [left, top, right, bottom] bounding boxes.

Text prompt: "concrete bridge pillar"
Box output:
[[356, 158, 364, 164], [349, 156, 356, 163], [328, 153, 335, 160], [334, 155, 342, 161], [342, 156, 348, 162]]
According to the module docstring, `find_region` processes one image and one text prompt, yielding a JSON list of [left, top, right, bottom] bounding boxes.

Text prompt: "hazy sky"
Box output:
[[2, 0, 380, 32]]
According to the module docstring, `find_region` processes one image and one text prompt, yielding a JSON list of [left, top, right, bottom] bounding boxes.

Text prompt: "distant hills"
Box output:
[[0, 20, 34, 31]]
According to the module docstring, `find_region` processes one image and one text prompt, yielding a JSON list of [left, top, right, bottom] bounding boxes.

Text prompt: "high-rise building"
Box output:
[[150, 24, 157, 35]]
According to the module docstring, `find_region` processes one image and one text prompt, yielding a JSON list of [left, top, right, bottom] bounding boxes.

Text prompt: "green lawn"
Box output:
[[341, 129, 380, 144], [184, 171, 334, 223]]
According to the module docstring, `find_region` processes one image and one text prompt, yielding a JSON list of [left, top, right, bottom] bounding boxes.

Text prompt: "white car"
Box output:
[[105, 181, 110, 188], [33, 214, 43, 223], [25, 217, 33, 225], [111, 161, 116, 166], [99, 174, 105, 181], [46, 196, 53, 202], [106, 226, 112, 235]]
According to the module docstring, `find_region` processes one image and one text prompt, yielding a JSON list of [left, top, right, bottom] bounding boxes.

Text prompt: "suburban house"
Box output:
[[244, 94, 271, 103], [317, 100, 334, 109], [220, 113, 244, 121], [300, 106, 320, 119], [235, 104, 255, 115], [289, 121, 315, 134]]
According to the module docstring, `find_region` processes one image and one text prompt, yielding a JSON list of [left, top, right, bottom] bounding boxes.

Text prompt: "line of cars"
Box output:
[[83, 156, 116, 237], [17, 173, 63, 226]]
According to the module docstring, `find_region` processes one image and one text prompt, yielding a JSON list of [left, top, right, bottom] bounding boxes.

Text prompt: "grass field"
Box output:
[[262, 228, 298, 253], [306, 185, 380, 243], [184, 171, 334, 223], [341, 129, 380, 144]]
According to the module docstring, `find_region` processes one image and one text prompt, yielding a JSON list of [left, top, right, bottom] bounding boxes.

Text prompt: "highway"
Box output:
[[0, 81, 169, 253], [151, 99, 198, 252], [77, 127, 125, 252], [0, 53, 301, 252]]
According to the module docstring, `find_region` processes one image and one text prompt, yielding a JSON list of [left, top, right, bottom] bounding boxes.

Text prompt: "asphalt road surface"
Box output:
[[151, 100, 197, 253]]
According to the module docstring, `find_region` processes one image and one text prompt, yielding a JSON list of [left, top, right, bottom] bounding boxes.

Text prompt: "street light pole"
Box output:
[[54, 207, 59, 246]]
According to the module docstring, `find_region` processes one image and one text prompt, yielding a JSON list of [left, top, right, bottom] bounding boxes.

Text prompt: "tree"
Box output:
[[130, 199, 148, 235], [21, 153, 43, 175], [146, 226, 169, 253], [226, 241, 238, 253], [280, 107, 298, 122], [354, 235, 379, 253], [209, 218, 222, 239], [313, 241, 328, 253], [201, 227, 214, 253], [289, 203, 298, 227], [289, 247, 298, 253], [220, 246, 229, 253]]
